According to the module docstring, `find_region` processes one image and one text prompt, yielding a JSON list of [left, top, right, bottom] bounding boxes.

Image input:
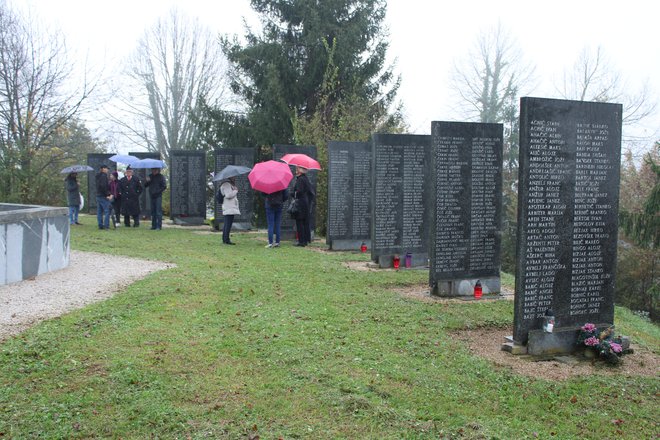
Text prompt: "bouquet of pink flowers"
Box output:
[[577, 323, 625, 365]]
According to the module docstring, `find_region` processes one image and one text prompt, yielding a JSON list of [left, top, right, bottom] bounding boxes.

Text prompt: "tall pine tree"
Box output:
[[210, 0, 399, 149]]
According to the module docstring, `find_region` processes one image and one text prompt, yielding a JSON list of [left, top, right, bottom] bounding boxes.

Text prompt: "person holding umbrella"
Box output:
[[109, 171, 122, 227], [144, 167, 167, 230], [292, 166, 315, 246], [219, 177, 240, 245], [213, 165, 252, 243], [64, 172, 81, 225], [247, 160, 294, 246], [263, 187, 288, 248], [95, 164, 112, 230], [119, 166, 143, 227]]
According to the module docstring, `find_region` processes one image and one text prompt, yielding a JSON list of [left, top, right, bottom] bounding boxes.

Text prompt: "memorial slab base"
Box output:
[[521, 324, 628, 357], [501, 341, 528, 355], [329, 239, 370, 251], [173, 217, 205, 226], [432, 276, 500, 297], [377, 253, 428, 269], [214, 220, 252, 231]]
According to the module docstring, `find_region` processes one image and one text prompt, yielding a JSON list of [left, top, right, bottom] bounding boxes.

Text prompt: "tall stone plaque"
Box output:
[[327, 141, 372, 250], [273, 145, 318, 240], [86, 153, 115, 214], [429, 122, 503, 296], [169, 150, 207, 225], [514, 97, 622, 344], [129, 151, 161, 220], [371, 134, 431, 268], [214, 148, 255, 230]]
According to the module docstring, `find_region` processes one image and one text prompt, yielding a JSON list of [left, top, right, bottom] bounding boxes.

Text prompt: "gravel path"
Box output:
[[0, 250, 173, 342]]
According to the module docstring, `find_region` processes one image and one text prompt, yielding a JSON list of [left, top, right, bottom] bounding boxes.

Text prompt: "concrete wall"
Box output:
[[0, 203, 70, 285]]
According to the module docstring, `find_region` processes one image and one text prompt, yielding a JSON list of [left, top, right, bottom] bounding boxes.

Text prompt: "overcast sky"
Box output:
[[14, 0, 660, 148]]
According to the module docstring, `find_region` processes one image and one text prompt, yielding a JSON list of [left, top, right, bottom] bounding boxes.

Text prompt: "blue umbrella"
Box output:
[[109, 154, 139, 165], [60, 165, 94, 174], [131, 158, 167, 169], [212, 165, 252, 181]]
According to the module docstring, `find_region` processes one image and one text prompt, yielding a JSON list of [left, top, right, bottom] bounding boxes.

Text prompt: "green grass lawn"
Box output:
[[1, 218, 658, 439]]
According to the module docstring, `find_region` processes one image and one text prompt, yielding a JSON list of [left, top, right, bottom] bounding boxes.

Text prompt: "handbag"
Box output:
[[287, 199, 300, 218]]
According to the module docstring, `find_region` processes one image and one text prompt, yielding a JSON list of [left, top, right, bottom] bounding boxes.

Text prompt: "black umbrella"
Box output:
[[213, 165, 252, 182]]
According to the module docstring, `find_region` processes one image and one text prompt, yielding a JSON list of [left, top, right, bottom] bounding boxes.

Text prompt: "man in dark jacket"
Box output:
[[95, 164, 112, 229], [65, 172, 81, 225], [144, 167, 167, 230], [119, 166, 143, 227], [292, 166, 315, 246]]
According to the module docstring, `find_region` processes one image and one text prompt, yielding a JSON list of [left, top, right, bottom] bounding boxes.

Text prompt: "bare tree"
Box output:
[[113, 8, 232, 160], [449, 23, 536, 274], [0, 1, 94, 202], [450, 23, 536, 124], [557, 46, 657, 145]]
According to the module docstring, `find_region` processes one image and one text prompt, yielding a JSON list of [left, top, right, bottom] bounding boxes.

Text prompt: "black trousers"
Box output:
[[124, 215, 139, 227], [222, 215, 235, 243], [112, 198, 121, 224], [295, 217, 311, 244]]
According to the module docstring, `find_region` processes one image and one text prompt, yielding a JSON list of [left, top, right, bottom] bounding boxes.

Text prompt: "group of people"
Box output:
[[219, 165, 315, 247], [66, 163, 315, 245], [64, 163, 167, 230]]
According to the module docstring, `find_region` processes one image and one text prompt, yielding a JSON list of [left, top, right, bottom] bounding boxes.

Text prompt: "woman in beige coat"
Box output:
[[220, 177, 240, 245]]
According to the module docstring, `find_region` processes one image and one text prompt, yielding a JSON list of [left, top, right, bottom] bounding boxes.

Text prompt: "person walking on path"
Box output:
[[292, 166, 314, 246], [220, 177, 240, 245], [119, 166, 143, 227], [144, 167, 167, 230], [65, 172, 81, 225], [95, 164, 112, 230], [109, 171, 122, 227], [264, 188, 288, 248]]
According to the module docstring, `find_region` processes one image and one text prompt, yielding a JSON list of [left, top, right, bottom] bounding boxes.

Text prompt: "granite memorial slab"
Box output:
[[327, 141, 372, 251], [429, 121, 503, 296], [513, 97, 622, 345], [370, 133, 431, 268], [273, 144, 318, 240], [169, 150, 207, 225], [214, 148, 255, 230]]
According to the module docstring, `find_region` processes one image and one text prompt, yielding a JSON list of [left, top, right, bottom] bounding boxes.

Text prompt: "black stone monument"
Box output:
[[129, 151, 161, 220], [169, 150, 207, 225], [514, 97, 622, 345], [429, 121, 503, 296], [86, 153, 115, 214], [273, 145, 318, 240], [370, 134, 431, 268], [327, 141, 372, 251], [214, 148, 255, 230]]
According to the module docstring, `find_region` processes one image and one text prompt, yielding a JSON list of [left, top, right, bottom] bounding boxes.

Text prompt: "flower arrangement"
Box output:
[[577, 323, 625, 365]]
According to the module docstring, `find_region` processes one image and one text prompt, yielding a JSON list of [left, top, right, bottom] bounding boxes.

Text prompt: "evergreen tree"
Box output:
[[617, 143, 659, 321], [292, 38, 404, 235], [215, 0, 399, 149], [619, 143, 660, 248]]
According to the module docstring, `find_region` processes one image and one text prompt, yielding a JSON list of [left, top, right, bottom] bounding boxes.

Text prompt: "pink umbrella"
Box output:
[[279, 153, 322, 170], [248, 160, 294, 194]]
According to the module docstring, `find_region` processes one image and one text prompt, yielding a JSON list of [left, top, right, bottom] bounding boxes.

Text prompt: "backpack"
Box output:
[[216, 188, 224, 205]]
